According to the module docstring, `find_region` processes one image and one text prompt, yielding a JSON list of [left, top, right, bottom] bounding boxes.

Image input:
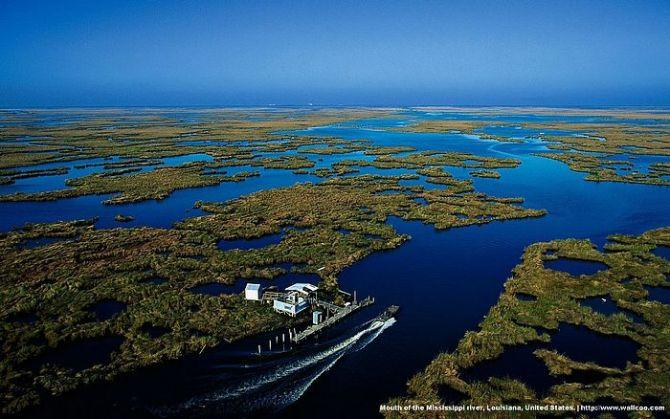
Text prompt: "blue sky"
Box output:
[[1, 0, 669, 106]]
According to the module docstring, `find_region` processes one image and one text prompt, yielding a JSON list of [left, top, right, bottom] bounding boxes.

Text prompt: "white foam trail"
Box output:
[[237, 317, 397, 411], [353, 317, 396, 353], [201, 319, 385, 400], [268, 347, 347, 410], [170, 316, 396, 414], [286, 318, 396, 401]]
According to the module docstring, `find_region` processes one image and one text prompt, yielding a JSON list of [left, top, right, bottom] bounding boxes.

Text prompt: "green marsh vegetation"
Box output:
[[0, 108, 549, 413], [0, 108, 391, 170], [0, 109, 528, 206], [386, 228, 670, 417], [333, 151, 520, 172], [396, 120, 523, 143], [398, 108, 670, 187], [536, 152, 670, 186], [0, 167, 70, 185], [527, 121, 670, 186], [0, 171, 545, 413], [0, 109, 390, 202], [0, 164, 261, 204], [469, 169, 501, 179]]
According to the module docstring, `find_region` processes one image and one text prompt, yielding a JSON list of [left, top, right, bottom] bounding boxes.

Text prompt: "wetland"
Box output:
[[0, 107, 669, 418]]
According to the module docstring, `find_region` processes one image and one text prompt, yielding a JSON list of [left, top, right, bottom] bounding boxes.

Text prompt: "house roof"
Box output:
[[285, 283, 318, 294], [245, 283, 261, 291]]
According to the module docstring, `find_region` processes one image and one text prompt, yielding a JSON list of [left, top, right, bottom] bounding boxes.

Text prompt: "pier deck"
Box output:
[[291, 296, 374, 343]]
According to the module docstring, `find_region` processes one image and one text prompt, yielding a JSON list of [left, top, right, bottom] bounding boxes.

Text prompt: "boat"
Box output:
[[378, 305, 400, 321]]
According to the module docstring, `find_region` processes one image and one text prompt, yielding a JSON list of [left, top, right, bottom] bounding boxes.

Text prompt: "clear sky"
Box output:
[[1, 0, 669, 107]]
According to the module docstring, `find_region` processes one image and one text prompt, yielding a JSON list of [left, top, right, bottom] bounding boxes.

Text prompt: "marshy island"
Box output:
[[0, 107, 668, 417]]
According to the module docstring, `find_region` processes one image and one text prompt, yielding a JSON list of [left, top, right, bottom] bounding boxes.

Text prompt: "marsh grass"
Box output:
[[386, 228, 670, 416], [0, 169, 545, 414]]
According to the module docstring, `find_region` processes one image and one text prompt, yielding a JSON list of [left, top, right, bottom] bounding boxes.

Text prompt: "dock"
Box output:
[[291, 296, 374, 343]]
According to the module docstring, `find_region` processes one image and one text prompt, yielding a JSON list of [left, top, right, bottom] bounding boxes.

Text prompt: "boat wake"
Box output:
[[151, 317, 396, 418]]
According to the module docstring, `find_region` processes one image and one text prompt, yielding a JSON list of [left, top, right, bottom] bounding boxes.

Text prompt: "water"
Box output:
[[0, 167, 319, 232], [3, 109, 669, 418], [544, 258, 608, 276], [463, 343, 557, 395], [460, 323, 640, 395], [653, 245, 670, 260], [580, 296, 644, 323], [515, 292, 538, 301], [550, 324, 639, 369], [22, 236, 69, 249], [0, 157, 121, 194], [32, 336, 125, 373], [645, 286, 670, 304], [87, 300, 127, 321], [26, 314, 396, 419], [218, 232, 284, 251]]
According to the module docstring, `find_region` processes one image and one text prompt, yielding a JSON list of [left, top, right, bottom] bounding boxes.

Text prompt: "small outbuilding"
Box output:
[[244, 283, 262, 301], [312, 310, 323, 325]]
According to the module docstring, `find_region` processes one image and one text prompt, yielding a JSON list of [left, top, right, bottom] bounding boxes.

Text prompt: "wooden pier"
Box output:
[[291, 296, 374, 343]]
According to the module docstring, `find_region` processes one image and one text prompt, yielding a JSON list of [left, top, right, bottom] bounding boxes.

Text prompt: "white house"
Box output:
[[273, 291, 309, 316], [271, 283, 319, 317], [244, 283, 262, 301]]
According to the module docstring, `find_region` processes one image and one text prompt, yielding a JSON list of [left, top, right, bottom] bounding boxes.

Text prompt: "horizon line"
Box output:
[[2, 104, 670, 110]]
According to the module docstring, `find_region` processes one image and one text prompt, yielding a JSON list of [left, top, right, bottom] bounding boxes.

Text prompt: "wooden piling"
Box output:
[[291, 296, 374, 344]]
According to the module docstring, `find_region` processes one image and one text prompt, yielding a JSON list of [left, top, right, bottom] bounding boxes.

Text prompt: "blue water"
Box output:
[[87, 300, 127, 321], [0, 167, 320, 231], [459, 322, 639, 396], [22, 236, 69, 249], [0, 157, 120, 194], [0, 153, 214, 196], [545, 258, 608, 276], [479, 124, 575, 140], [218, 232, 283, 251], [645, 286, 670, 304], [653, 246, 670, 260], [580, 297, 644, 323], [3, 109, 669, 418], [550, 324, 639, 369], [463, 343, 557, 395]]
